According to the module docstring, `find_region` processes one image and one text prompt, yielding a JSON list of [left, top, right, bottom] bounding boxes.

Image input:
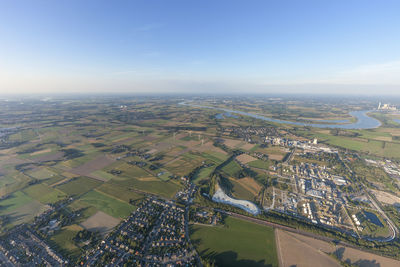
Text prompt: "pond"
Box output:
[[364, 211, 384, 227]]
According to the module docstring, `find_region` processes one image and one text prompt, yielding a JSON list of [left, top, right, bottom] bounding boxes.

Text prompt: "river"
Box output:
[[180, 102, 381, 129]]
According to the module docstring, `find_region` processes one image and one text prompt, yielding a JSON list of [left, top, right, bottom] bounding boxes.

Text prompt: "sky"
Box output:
[[1, 0, 400, 95]]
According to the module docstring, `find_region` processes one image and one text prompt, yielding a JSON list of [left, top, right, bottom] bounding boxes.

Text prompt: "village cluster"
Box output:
[[83, 184, 200, 266]]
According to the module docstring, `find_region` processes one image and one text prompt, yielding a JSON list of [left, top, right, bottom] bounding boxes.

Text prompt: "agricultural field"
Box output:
[[109, 162, 151, 178], [96, 182, 144, 203], [0, 191, 47, 227], [275, 229, 340, 267], [303, 128, 400, 160], [50, 224, 84, 258], [222, 138, 247, 149], [221, 160, 242, 177], [236, 154, 258, 164], [2, 96, 400, 265], [192, 166, 215, 184], [78, 190, 135, 219], [110, 176, 181, 198], [164, 153, 204, 176], [228, 178, 259, 201], [23, 183, 66, 204], [68, 154, 115, 181], [26, 167, 57, 180], [190, 216, 278, 267], [80, 211, 120, 235], [56, 176, 102, 196], [275, 229, 400, 267], [201, 151, 229, 163], [248, 159, 270, 170]]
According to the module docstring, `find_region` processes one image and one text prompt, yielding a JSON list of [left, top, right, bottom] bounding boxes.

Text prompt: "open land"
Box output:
[[1, 96, 400, 266], [190, 216, 278, 267], [80, 211, 121, 235]]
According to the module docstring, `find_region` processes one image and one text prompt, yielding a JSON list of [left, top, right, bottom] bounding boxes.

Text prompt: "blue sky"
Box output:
[[1, 0, 400, 94]]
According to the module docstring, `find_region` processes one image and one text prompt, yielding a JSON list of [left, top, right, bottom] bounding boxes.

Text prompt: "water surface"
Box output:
[[181, 102, 381, 129], [364, 211, 384, 227]]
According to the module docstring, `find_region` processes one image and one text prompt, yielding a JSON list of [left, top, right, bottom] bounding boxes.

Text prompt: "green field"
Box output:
[[111, 177, 181, 198], [165, 153, 204, 176], [0, 191, 46, 227], [8, 129, 38, 142], [27, 167, 57, 180], [0, 175, 16, 188], [221, 160, 242, 177], [190, 216, 278, 267], [56, 176, 102, 196], [201, 152, 229, 163], [306, 130, 400, 159], [112, 162, 151, 178], [108, 131, 138, 142], [50, 224, 83, 258], [79, 190, 135, 218], [96, 182, 144, 203], [90, 170, 115, 181], [67, 201, 99, 224], [43, 175, 67, 186], [248, 159, 269, 170], [229, 179, 256, 201], [157, 170, 172, 181], [23, 183, 67, 204], [193, 166, 215, 184], [0, 191, 33, 214], [0, 172, 31, 197]]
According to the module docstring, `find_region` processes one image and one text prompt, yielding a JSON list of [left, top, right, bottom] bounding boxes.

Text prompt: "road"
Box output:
[[361, 184, 398, 242], [283, 147, 296, 164], [338, 153, 398, 242]]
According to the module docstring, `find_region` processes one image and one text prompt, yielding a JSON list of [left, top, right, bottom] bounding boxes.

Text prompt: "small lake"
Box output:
[[364, 211, 384, 227], [181, 102, 381, 129], [393, 119, 400, 124]]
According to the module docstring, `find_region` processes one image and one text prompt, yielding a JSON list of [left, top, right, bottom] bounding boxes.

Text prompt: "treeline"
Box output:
[[61, 148, 84, 160], [330, 129, 361, 137]]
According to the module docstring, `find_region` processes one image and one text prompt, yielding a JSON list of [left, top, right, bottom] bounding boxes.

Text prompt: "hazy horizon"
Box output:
[[1, 0, 400, 95]]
